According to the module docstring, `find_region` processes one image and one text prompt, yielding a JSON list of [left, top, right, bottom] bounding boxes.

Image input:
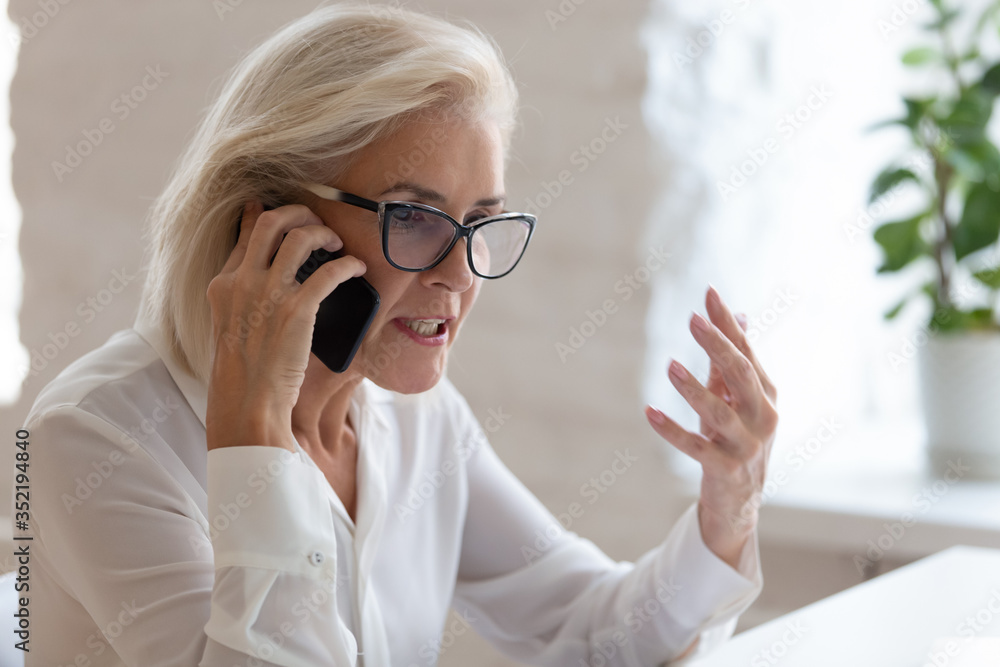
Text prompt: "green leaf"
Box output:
[[972, 266, 1000, 288], [904, 97, 935, 130], [954, 181, 1000, 261], [902, 47, 941, 65], [962, 139, 1000, 170], [982, 62, 1000, 94], [936, 87, 994, 146], [942, 139, 1000, 182], [873, 212, 933, 273], [966, 308, 998, 329], [931, 307, 999, 332], [865, 98, 938, 134], [962, 46, 982, 62], [921, 280, 938, 302], [923, 9, 961, 30], [869, 167, 921, 204], [883, 295, 910, 320], [929, 306, 964, 333]]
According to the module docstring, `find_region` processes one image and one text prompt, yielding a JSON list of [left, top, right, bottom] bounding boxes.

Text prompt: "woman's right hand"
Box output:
[[204, 199, 367, 451]]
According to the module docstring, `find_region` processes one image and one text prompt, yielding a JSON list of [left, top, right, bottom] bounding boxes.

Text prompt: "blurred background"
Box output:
[[2, 0, 1000, 665]]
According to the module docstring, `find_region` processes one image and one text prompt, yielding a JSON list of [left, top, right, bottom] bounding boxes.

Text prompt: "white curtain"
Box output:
[[638, 0, 999, 477]]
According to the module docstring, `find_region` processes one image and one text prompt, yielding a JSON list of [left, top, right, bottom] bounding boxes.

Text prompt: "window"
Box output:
[[0, 1, 24, 406], [639, 0, 1000, 478]]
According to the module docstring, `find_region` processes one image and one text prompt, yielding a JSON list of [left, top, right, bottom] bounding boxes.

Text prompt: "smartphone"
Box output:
[[294, 246, 380, 373], [238, 205, 381, 373]]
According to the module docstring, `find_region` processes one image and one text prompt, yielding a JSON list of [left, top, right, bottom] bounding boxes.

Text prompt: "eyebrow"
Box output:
[[377, 181, 506, 208]]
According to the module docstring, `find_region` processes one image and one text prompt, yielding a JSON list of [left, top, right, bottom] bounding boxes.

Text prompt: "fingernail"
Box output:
[[691, 312, 710, 332], [669, 359, 687, 379], [707, 284, 720, 304], [648, 407, 666, 425]]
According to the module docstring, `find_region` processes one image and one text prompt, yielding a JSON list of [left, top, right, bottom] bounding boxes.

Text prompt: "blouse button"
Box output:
[[308, 551, 325, 566]]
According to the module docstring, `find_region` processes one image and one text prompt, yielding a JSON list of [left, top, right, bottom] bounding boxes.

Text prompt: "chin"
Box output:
[[364, 361, 445, 395]]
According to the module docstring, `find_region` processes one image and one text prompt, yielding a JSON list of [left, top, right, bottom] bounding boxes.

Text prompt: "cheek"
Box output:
[[363, 267, 410, 328], [349, 236, 398, 310], [457, 282, 482, 323], [467, 280, 482, 308], [336, 218, 382, 267]]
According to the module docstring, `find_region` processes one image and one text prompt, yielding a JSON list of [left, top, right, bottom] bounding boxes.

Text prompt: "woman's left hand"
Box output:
[[644, 285, 779, 571]]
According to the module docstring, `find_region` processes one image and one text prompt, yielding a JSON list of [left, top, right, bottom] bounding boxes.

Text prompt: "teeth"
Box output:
[[403, 319, 445, 336]]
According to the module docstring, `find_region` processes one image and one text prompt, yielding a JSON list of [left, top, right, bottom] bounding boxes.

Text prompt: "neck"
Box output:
[[291, 358, 365, 459]]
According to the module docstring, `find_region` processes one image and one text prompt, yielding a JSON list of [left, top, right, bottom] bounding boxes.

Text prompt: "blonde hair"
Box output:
[[135, 2, 519, 384]]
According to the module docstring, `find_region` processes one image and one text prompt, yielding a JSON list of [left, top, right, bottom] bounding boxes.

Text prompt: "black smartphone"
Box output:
[[238, 205, 381, 373], [294, 246, 380, 373]]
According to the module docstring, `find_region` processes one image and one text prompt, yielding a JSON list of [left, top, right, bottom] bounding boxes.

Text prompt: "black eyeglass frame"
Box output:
[[300, 182, 536, 279]]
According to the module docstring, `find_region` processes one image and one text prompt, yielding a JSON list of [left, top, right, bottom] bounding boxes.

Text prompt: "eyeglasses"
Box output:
[[300, 182, 536, 279]]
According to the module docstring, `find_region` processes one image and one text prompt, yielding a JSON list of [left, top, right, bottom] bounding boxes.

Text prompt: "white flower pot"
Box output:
[[917, 329, 1000, 480]]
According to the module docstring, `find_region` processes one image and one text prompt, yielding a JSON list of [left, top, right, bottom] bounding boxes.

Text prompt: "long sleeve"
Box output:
[[28, 404, 357, 667], [450, 432, 763, 666], [201, 445, 356, 665]]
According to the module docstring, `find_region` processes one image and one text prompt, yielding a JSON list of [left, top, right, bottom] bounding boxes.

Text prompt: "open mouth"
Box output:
[[401, 319, 445, 336], [392, 317, 450, 345]]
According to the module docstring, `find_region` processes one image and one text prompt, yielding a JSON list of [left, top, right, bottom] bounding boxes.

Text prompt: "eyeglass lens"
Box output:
[[386, 206, 531, 277]]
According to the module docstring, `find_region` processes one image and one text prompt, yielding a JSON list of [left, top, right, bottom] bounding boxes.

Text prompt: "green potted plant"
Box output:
[[869, 0, 1000, 479]]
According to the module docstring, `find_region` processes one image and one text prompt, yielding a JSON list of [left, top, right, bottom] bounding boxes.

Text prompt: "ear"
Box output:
[[231, 214, 241, 250]]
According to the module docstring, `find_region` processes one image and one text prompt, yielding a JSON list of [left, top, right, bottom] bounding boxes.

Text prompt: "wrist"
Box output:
[[206, 394, 295, 451], [697, 500, 755, 571]]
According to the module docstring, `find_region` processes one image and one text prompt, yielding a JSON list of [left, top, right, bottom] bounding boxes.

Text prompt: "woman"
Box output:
[[25, 3, 778, 666]]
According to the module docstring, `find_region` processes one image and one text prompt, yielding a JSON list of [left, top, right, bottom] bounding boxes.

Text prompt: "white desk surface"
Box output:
[[681, 545, 1000, 666]]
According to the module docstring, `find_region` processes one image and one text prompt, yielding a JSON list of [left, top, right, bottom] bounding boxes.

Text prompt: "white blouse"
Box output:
[[22, 310, 762, 666]]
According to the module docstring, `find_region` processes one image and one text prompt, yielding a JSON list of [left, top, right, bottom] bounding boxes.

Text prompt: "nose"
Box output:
[[419, 236, 476, 292]]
